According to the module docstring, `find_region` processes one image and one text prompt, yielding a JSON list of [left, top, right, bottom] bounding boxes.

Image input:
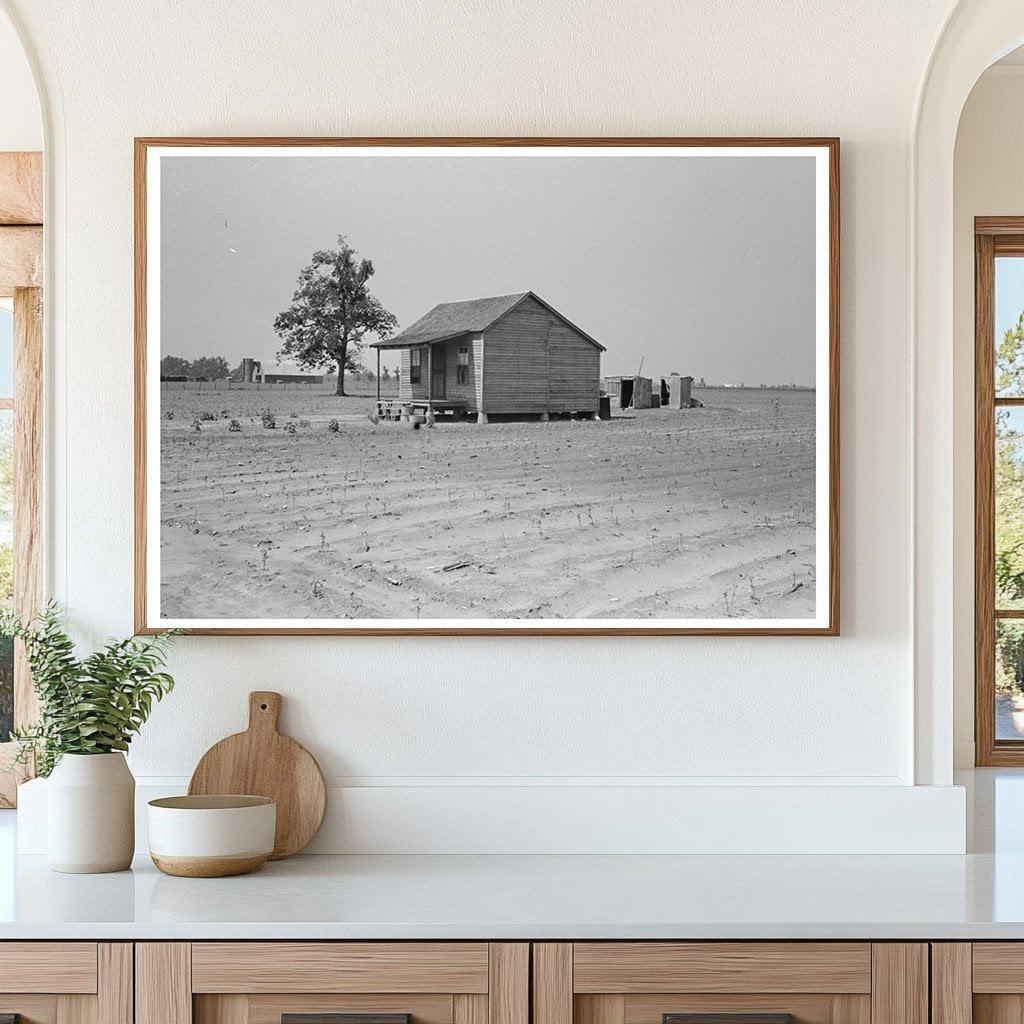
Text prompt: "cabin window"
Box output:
[[457, 345, 469, 385], [409, 347, 422, 384]]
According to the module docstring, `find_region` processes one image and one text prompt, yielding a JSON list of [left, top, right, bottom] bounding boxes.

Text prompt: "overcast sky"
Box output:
[[160, 151, 817, 384]]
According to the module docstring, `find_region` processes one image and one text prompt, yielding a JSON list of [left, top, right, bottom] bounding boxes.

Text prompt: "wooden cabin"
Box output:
[[369, 292, 605, 422]]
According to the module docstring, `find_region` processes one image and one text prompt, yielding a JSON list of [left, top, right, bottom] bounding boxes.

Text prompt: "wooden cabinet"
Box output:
[[532, 944, 928, 1024], [0, 943, 132, 1024], [0, 937, 964, 1024], [136, 944, 528, 1024], [932, 943, 1024, 1024]]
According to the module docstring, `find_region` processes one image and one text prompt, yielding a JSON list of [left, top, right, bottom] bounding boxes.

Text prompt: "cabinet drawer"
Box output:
[[935, 942, 1024, 1024], [534, 944, 926, 1024], [0, 942, 98, 993], [139, 943, 528, 1024], [191, 944, 491, 994], [0, 943, 130, 1024], [572, 944, 872, 994]]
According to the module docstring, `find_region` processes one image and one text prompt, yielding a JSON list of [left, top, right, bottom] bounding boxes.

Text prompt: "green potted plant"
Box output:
[[2, 603, 178, 873]]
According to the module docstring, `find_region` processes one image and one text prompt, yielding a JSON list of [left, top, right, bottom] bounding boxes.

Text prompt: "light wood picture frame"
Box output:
[[135, 137, 840, 636]]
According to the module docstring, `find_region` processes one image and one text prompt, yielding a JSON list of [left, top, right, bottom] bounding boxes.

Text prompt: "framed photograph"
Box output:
[[135, 137, 839, 636]]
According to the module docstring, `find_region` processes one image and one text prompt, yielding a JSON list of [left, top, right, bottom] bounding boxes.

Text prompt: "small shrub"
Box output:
[[298, 419, 311, 428], [228, 419, 242, 432], [199, 410, 217, 422], [283, 421, 297, 434], [260, 408, 276, 429], [191, 417, 202, 432], [327, 419, 340, 433], [164, 410, 174, 420]]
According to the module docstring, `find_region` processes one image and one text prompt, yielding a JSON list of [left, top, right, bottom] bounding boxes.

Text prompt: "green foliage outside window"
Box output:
[[996, 311, 1024, 694]]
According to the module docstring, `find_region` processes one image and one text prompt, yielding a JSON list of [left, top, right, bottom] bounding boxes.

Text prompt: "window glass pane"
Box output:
[[0, 410, 11, 742], [997, 407, 1024, 610], [997, 619, 1024, 740], [996, 257, 1024, 397], [0, 307, 14, 398]]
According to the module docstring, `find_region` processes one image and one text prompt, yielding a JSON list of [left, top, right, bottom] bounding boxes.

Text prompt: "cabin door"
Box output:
[[431, 345, 447, 399]]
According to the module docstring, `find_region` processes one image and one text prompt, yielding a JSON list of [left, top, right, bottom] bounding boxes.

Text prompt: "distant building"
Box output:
[[238, 358, 326, 385], [370, 291, 605, 421]]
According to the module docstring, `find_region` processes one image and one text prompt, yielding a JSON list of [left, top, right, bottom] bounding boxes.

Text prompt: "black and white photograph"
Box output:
[[136, 139, 838, 634]]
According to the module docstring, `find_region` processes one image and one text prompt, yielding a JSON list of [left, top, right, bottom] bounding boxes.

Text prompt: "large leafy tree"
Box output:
[[160, 355, 191, 378], [159, 355, 229, 380], [995, 312, 1024, 691], [997, 310, 1024, 396], [189, 356, 230, 381], [273, 237, 397, 396], [997, 312, 1024, 609]]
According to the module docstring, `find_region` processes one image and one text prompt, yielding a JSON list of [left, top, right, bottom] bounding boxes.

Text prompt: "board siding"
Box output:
[[482, 296, 600, 414], [474, 334, 485, 410], [398, 347, 430, 402], [442, 336, 479, 408], [397, 340, 478, 408]]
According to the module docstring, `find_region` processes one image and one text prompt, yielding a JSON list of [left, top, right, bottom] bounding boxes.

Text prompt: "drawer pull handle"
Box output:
[[283, 1015, 411, 1024], [664, 1016, 795, 1024]]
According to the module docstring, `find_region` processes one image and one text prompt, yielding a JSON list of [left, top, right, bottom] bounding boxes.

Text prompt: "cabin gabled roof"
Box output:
[[369, 291, 606, 351]]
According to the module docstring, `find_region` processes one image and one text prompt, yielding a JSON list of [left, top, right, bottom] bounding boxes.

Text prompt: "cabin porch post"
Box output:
[[427, 344, 433, 410], [376, 348, 380, 403]]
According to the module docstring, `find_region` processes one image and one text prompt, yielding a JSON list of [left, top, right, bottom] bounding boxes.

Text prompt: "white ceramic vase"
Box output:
[[46, 752, 135, 873]]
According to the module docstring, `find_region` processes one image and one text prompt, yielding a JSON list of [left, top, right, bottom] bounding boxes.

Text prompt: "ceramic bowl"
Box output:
[[147, 795, 276, 877]]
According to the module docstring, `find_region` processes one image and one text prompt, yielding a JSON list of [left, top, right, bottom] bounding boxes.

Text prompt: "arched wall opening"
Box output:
[[951, 47, 1024, 767], [914, 1, 1024, 785]]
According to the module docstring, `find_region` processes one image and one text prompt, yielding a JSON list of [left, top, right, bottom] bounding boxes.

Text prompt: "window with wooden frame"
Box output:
[[457, 344, 469, 385], [410, 346, 422, 384], [0, 151, 44, 807], [976, 218, 1024, 764]]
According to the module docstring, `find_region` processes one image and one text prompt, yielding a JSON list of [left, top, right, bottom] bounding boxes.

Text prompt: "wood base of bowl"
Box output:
[[151, 853, 269, 878]]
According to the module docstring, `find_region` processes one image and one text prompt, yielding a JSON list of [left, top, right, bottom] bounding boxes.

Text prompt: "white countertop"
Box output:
[[0, 848, 1022, 940], [1, 769, 1021, 941]]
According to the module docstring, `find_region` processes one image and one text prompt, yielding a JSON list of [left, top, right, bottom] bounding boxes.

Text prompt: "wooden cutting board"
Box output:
[[188, 691, 327, 859]]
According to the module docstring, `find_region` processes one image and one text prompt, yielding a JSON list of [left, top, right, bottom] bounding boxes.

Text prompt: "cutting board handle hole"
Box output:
[[260, 703, 268, 710]]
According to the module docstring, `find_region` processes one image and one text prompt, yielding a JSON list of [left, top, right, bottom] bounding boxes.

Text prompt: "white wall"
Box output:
[[1, 0, 972, 852], [952, 66, 1024, 767], [0, 11, 39, 151]]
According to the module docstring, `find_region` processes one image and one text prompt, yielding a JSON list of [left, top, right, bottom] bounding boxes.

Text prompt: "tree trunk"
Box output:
[[334, 339, 348, 396]]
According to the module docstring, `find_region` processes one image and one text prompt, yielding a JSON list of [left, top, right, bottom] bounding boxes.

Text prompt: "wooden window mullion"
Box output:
[[976, 231, 997, 763]]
